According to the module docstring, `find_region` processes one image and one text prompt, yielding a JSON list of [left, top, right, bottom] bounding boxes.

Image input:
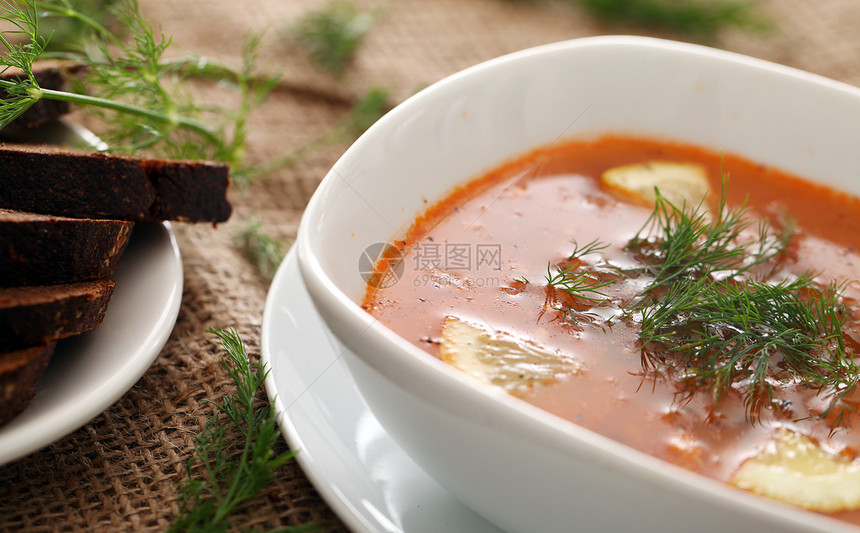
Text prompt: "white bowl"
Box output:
[[296, 36, 860, 532]]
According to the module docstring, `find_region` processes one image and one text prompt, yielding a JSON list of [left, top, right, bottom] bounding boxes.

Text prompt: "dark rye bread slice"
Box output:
[[0, 144, 232, 222], [0, 279, 115, 351], [0, 343, 55, 425], [0, 209, 134, 287]]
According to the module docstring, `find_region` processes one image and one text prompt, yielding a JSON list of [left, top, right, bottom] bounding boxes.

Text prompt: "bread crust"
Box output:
[[0, 145, 232, 222], [0, 343, 55, 425], [0, 209, 134, 287], [0, 279, 116, 350]]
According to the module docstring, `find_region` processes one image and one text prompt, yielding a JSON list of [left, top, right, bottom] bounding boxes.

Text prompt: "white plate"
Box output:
[[262, 247, 502, 533], [0, 221, 183, 464]]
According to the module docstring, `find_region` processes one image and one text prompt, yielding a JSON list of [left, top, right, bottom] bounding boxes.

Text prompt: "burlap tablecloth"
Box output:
[[2, 0, 860, 531]]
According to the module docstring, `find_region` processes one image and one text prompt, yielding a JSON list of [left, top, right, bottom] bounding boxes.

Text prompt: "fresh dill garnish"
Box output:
[[566, 238, 610, 262], [512, 275, 530, 284], [237, 216, 290, 282], [629, 185, 857, 420], [547, 178, 858, 422], [336, 86, 390, 136], [37, 0, 121, 52], [56, 0, 278, 168], [288, 0, 378, 78], [628, 182, 791, 296], [577, 0, 766, 38], [0, 0, 49, 127], [626, 183, 858, 419], [640, 273, 857, 418], [169, 328, 311, 533], [0, 1, 384, 185], [545, 263, 613, 302], [507, 0, 766, 39], [545, 239, 615, 302], [0, 0, 279, 185]]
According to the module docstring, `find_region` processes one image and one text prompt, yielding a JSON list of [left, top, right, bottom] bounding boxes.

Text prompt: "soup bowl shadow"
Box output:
[[296, 35, 860, 533]]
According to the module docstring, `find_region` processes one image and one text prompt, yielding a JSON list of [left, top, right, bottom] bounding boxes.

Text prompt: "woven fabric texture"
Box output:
[[2, 0, 860, 531]]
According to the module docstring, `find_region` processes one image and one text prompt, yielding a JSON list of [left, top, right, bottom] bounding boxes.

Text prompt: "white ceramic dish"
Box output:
[[0, 221, 182, 464], [262, 248, 502, 533], [295, 36, 860, 532]]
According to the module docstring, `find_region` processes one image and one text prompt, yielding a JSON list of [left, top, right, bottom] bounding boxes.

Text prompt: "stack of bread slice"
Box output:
[[0, 142, 231, 425]]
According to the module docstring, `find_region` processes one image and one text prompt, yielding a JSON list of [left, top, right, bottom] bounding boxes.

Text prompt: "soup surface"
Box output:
[[361, 135, 860, 522]]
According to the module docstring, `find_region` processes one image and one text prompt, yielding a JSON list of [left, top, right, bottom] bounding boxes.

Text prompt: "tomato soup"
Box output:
[[362, 135, 860, 523]]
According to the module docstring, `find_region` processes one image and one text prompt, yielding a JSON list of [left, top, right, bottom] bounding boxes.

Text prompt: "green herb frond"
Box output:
[[0, 0, 279, 184], [629, 181, 855, 421], [629, 182, 792, 293], [0, 0, 47, 127], [507, 0, 767, 39], [36, 0, 122, 52], [640, 273, 857, 419], [567, 238, 610, 262], [577, 0, 766, 38], [552, 177, 857, 423], [289, 0, 379, 78], [546, 261, 614, 303], [336, 86, 389, 139], [170, 328, 306, 533], [62, 0, 219, 150], [237, 216, 289, 282], [0, 0, 46, 70]]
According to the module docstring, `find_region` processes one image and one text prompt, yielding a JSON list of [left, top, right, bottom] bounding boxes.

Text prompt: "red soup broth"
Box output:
[[361, 134, 860, 523]]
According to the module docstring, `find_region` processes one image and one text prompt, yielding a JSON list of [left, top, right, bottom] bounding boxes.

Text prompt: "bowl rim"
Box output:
[[296, 35, 860, 532]]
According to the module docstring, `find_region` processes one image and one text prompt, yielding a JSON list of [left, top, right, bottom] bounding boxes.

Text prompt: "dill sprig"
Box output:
[[546, 239, 614, 303], [507, 0, 766, 39], [52, 0, 278, 166], [577, 0, 766, 38], [548, 179, 857, 421], [237, 216, 289, 282], [628, 182, 791, 295], [0, 0, 49, 127], [1, 0, 384, 186], [546, 264, 613, 302], [566, 238, 610, 262], [37, 0, 121, 52], [640, 273, 857, 417], [628, 184, 856, 419], [336, 86, 390, 136], [289, 0, 378, 78], [0, 0, 279, 184], [170, 328, 311, 533]]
